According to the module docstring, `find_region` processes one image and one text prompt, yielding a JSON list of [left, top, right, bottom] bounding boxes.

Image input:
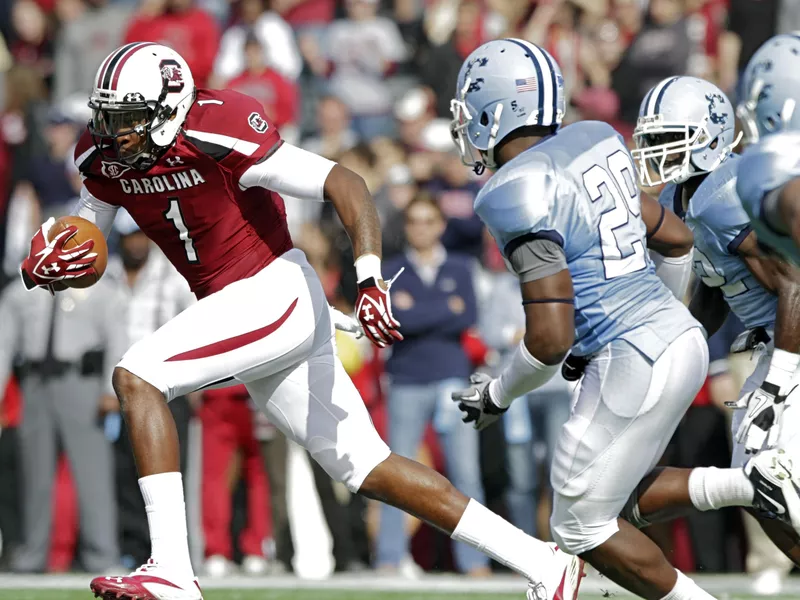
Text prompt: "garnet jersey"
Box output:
[[74, 88, 292, 299]]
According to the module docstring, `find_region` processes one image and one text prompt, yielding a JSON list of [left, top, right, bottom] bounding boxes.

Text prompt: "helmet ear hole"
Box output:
[[480, 111, 489, 126], [765, 115, 778, 131]]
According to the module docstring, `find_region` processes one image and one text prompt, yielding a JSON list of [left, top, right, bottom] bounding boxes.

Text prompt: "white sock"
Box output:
[[139, 472, 194, 577], [451, 499, 561, 590], [660, 570, 717, 600], [688, 467, 754, 511]]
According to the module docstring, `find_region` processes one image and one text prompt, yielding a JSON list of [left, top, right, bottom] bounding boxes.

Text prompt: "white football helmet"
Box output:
[[450, 38, 565, 173], [737, 33, 800, 145], [88, 42, 196, 170], [631, 76, 741, 186]]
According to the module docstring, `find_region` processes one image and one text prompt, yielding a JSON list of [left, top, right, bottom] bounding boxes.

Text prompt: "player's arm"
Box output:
[[763, 177, 800, 252], [453, 237, 574, 430], [238, 142, 400, 347], [642, 193, 694, 300], [735, 229, 780, 292], [730, 231, 800, 453]]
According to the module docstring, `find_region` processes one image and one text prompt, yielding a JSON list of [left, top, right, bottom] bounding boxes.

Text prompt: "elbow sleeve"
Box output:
[[651, 249, 693, 301]]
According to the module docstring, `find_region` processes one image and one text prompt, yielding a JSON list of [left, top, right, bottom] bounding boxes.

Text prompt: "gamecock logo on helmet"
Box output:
[[248, 112, 268, 134], [159, 59, 185, 94]]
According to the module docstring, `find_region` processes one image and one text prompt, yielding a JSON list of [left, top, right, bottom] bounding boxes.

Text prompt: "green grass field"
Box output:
[[0, 591, 796, 600]]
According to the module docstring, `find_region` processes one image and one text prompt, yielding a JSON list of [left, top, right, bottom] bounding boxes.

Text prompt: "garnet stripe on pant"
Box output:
[[165, 298, 299, 362]]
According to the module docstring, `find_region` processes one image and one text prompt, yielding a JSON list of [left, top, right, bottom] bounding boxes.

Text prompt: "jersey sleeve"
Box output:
[[71, 186, 120, 238], [507, 238, 568, 282], [237, 142, 335, 201], [184, 90, 283, 182], [474, 167, 565, 258], [736, 136, 800, 223]]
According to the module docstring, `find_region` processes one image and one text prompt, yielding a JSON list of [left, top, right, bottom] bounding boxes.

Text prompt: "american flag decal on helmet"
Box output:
[[515, 77, 538, 93]]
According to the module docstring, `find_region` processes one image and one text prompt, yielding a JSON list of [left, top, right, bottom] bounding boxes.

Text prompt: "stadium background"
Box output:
[[0, 0, 796, 596]]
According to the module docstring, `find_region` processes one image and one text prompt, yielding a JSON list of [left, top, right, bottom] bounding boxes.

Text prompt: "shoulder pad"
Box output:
[[476, 163, 563, 253], [183, 89, 280, 162]]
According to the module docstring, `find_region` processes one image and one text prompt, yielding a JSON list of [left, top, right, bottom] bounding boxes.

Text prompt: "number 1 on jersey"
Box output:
[[164, 198, 199, 263]]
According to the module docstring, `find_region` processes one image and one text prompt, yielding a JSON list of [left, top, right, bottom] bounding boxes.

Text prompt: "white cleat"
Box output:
[[751, 567, 785, 596], [241, 554, 270, 576], [528, 544, 585, 600], [203, 554, 233, 578], [90, 559, 202, 600], [746, 448, 800, 535]]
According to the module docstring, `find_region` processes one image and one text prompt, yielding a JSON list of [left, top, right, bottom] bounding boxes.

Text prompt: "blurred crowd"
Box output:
[[0, 0, 797, 591]]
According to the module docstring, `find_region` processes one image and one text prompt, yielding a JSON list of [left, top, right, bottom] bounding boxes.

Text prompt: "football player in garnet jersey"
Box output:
[[19, 43, 583, 600]]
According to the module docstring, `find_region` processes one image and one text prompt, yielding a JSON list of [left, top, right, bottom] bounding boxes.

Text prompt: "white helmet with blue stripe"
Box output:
[[631, 76, 741, 187], [450, 38, 565, 172], [737, 33, 800, 145]]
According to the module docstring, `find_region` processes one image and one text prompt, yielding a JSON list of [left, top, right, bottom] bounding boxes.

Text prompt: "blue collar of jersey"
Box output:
[[672, 184, 685, 220]]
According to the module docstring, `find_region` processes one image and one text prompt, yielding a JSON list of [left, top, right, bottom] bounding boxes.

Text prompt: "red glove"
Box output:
[[20, 218, 97, 294], [355, 267, 404, 348]]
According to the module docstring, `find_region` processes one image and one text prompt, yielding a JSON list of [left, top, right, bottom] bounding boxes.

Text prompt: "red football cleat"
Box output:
[[90, 559, 202, 600], [553, 549, 586, 600]]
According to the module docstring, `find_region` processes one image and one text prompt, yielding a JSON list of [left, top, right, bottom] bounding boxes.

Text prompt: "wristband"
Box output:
[[488, 340, 559, 408], [766, 348, 800, 394], [355, 253, 382, 284]]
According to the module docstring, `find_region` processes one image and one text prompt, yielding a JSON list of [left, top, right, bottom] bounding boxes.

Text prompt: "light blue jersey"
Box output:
[[659, 154, 777, 330], [736, 131, 800, 266], [475, 120, 698, 360]]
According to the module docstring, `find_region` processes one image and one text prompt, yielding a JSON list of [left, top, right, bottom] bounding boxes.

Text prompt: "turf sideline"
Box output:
[[0, 573, 798, 596]]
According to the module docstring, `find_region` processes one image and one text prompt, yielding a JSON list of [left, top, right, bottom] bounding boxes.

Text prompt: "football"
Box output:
[[49, 215, 108, 289]]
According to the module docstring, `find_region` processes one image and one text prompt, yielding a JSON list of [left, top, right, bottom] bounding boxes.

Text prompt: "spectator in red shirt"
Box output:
[[271, 0, 334, 31], [225, 34, 299, 140], [124, 0, 220, 87]]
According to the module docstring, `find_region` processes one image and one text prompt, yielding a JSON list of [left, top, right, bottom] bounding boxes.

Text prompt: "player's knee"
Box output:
[[112, 367, 164, 410], [550, 496, 620, 555]]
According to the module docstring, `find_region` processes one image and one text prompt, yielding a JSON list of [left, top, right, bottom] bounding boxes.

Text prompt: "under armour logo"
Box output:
[[166, 156, 183, 167], [362, 305, 374, 321], [41, 263, 60, 275]]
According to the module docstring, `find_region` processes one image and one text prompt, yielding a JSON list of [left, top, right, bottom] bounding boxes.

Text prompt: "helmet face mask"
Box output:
[[449, 96, 483, 171], [632, 117, 712, 186], [450, 93, 502, 173], [89, 102, 160, 169]]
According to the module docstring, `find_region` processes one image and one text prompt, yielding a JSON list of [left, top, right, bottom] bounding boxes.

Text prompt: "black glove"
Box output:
[[562, 353, 589, 382]]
